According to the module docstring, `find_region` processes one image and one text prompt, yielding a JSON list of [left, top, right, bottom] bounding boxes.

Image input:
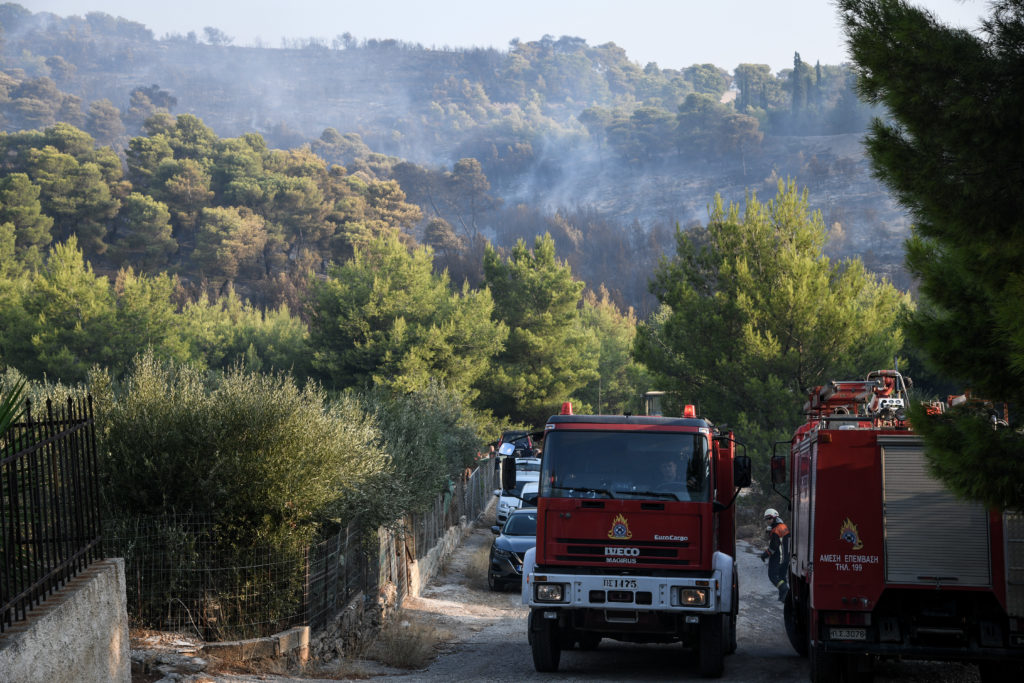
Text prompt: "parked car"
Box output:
[[518, 481, 538, 508], [498, 430, 533, 456], [488, 508, 538, 591], [514, 457, 541, 473], [496, 473, 539, 523]]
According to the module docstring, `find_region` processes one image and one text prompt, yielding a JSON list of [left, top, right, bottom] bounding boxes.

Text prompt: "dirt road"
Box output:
[[393, 517, 981, 683]]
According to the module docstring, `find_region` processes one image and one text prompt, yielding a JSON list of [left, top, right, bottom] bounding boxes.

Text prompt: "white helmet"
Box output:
[[763, 508, 779, 521]]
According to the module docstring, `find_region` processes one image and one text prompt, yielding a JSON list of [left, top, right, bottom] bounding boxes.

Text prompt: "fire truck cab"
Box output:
[[519, 402, 751, 677], [771, 370, 1024, 682]]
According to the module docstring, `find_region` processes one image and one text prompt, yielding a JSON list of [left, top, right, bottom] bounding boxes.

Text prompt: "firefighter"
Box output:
[[658, 457, 680, 483], [760, 508, 791, 602]]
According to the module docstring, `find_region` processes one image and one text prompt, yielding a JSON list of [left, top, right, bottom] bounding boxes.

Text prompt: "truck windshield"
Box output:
[[539, 430, 710, 502]]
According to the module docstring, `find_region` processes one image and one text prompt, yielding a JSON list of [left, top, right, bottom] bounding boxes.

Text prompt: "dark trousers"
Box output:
[[767, 551, 789, 599]]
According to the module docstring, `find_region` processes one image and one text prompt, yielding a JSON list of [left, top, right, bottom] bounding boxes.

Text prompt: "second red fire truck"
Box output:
[[771, 369, 1024, 682]]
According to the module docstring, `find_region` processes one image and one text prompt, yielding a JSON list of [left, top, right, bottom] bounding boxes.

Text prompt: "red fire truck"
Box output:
[[770, 369, 1024, 682], [516, 400, 751, 677]]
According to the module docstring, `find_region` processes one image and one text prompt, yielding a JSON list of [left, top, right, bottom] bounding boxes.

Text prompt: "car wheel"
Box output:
[[487, 570, 498, 591]]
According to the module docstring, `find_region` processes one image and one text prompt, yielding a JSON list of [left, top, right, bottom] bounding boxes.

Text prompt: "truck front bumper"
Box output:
[[525, 570, 724, 613]]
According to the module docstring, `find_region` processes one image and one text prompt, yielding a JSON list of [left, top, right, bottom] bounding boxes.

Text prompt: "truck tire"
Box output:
[[784, 588, 809, 657], [809, 642, 840, 683], [698, 613, 725, 678], [726, 575, 739, 654], [530, 610, 561, 672]]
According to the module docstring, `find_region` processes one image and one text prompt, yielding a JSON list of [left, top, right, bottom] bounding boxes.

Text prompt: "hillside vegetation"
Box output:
[[0, 3, 918, 529], [0, 3, 910, 313]]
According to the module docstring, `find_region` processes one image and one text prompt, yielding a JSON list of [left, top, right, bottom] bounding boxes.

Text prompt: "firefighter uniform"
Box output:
[[761, 509, 791, 602]]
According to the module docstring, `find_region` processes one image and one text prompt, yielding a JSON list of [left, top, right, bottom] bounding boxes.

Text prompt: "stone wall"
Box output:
[[310, 505, 486, 663], [0, 559, 130, 683], [407, 513, 475, 596]]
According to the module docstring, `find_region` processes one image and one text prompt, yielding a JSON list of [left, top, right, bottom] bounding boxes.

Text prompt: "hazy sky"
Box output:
[[22, 0, 987, 73]]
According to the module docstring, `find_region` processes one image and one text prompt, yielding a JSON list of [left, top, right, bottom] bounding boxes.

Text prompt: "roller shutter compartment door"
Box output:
[[882, 442, 991, 586]]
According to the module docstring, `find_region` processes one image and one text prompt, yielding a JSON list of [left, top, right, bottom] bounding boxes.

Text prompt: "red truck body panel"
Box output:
[[537, 497, 712, 571]]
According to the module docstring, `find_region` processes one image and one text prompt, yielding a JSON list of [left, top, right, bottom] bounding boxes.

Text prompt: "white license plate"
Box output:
[[830, 627, 866, 641]]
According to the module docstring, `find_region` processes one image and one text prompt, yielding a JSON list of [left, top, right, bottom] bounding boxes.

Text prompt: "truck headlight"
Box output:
[[674, 588, 708, 606], [535, 583, 565, 602]]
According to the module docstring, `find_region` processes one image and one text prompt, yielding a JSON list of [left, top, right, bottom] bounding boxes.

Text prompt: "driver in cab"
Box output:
[[657, 454, 703, 494]]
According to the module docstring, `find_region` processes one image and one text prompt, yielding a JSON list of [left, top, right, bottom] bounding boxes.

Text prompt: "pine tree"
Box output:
[[478, 233, 599, 425], [840, 0, 1024, 508], [635, 180, 909, 471]]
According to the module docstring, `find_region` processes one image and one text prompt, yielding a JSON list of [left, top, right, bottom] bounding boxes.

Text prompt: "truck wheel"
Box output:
[[698, 614, 725, 678], [809, 643, 840, 683], [530, 611, 561, 672], [726, 575, 739, 654], [784, 589, 809, 657]]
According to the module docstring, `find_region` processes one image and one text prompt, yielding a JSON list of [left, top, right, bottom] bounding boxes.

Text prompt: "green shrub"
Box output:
[[99, 352, 387, 540], [360, 380, 490, 519]]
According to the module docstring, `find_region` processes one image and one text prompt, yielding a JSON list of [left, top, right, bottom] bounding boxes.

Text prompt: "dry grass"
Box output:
[[464, 543, 492, 590], [366, 609, 453, 669]]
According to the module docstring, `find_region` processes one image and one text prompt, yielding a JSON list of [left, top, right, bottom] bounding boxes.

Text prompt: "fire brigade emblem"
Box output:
[[608, 514, 633, 540], [839, 517, 863, 550]]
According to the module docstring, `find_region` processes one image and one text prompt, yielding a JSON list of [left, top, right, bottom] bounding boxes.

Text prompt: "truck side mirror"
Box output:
[[501, 457, 517, 492], [733, 455, 752, 488], [770, 455, 787, 485]]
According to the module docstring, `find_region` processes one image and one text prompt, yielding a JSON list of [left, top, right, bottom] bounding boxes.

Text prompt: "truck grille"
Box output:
[[554, 538, 691, 566]]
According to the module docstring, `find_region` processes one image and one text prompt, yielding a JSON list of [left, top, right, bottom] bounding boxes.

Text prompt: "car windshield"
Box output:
[[539, 429, 711, 502], [515, 461, 541, 472], [504, 512, 537, 535], [502, 433, 531, 450]]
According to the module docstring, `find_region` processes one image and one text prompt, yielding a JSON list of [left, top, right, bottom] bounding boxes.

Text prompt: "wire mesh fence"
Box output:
[[409, 459, 497, 560], [105, 459, 498, 640]]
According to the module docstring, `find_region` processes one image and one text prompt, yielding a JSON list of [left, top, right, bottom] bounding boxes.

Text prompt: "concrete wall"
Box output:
[[0, 559, 130, 683]]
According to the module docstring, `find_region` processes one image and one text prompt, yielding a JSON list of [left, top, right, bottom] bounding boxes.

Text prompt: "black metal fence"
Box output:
[[0, 397, 103, 634]]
